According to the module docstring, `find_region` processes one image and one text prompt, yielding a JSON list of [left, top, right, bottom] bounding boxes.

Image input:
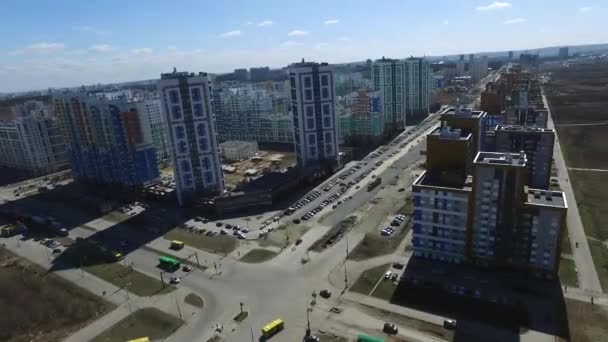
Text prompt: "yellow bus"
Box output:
[[262, 318, 284, 338], [126, 338, 149, 342], [170, 240, 185, 250]]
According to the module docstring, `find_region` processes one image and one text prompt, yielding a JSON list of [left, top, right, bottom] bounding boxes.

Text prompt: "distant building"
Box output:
[[158, 71, 224, 205], [371, 57, 432, 132], [335, 73, 371, 97], [0, 104, 69, 175], [136, 98, 170, 162], [234, 68, 249, 82], [288, 60, 339, 171], [480, 82, 506, 115], [250, 67, 270, 82], [339, 90, 384, 144], [508, 51, 514, 60], [495, 125, 555, 189], [558, 47, 569, 59], [470, 56, 489, 82], [53, 93, 159, 187], [219, 140, 258, 162]]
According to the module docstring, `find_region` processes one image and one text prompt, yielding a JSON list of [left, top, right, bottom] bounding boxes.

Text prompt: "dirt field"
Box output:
[[91, 308, 182, 342], [0, 248, 114, 342], [222, 149, 296, 187], [566, 298, 608, 342], [545, 61, 608, 289]]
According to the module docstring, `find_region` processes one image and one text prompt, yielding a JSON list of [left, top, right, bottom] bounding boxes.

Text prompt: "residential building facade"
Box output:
[[53, 93, 159, 187], [136, 98, 171, 162], [158, 71, 224, 205], [288, 61, 339, 170]]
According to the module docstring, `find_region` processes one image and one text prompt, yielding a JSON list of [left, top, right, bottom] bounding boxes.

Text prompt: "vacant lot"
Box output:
[[349, 221, 411, 261], [165, 229, 237, 256], [84, 263, 175, 297], [91, 308, 183, 342], [546, 62, 608, 289], [0, 249, 114, 342], [559, 257, 578, 288], [350, 263, 389, 295], [566, 298, 608, 342]]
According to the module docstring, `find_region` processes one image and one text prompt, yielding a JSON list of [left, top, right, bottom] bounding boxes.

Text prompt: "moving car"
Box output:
[[383, 323, 398, 334], [169, 276, 180, 284], [443, 319, 457, 330]]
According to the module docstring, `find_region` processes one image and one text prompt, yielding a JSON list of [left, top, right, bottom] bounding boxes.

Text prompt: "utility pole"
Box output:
[[195, 252, 200, 267], [250, 327, 255, 342], [306, 307, 312, 336], [175, 295, 183, 319], [160, 271, 166, 288]]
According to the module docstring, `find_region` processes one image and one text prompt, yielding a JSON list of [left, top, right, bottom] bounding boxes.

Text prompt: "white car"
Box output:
[[169, 276, 180, 284], [384, 271, 392, 279]]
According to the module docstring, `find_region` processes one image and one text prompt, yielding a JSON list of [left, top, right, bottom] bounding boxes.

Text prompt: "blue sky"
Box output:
[[0, 0, 606, 92]]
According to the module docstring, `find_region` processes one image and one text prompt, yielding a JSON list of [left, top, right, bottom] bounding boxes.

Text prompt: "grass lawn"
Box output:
[[184, 293, 204, 308], [0, 249, 114, 342], [566, 298, 608, 342], [91, 308, 183, 342], [588, 240, 608, 290], [165, 229, 237, 256], [84, 263, 175, 297], [239, 249, 277, 263], [558, 257, 579, 287], [561, 225, 572, 255], [350, 263, 390, 295], [370, 278, 398, 300], [309, 216, 357, 252], [233, 311, 249, 323]]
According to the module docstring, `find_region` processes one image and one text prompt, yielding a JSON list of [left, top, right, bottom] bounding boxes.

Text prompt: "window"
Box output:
[[178, 141, 188, 153], [306, 118, 315, 130], [172, 105, 182, 120], [308, 133, 316, 144], [324, 132, 333, 143], [310, 146, 317, 156], [321, 74, 329, 86], [193, 103, 204, 117], [169, 90, 179, 104], [191, 88, 201, 102], [305, 89, 313, 101], [181, 160, 191, 172], [326, 143, 333, 155], [204, 171, 214, 184], [202, 157, 211, 170], [304, 76, 312, 88], [321, 87, 329, 99], [175, 126, 185, 139], [322, 104, 331, 115], [323, 117, 331, 128], [305, 105, 314, 117], [199, 137, 208, 151], [197, 123, 206, 136]]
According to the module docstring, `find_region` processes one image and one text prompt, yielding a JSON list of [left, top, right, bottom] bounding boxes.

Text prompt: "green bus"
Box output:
[[357, 334, 385, 342], [159, 256, 180, 270]]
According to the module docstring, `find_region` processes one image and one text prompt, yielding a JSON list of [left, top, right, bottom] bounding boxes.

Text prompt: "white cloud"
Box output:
[[258, 20, 273, 27], [132, 48, 153, 55], [476, 2, 512, 11], [280, 41, 303, 48], [167, 46, 177, 51], [503, 17, 526, 24], [443, 19, 449, 25], [337, 36, 351, 42], [88, 44, 114, 53], [73, 25, 111, 35], [324, 19, 339, 25], [245, 21, 253, 25], [26, 42, 65, 53], [579, 6, 592, 13], [219, 30, 241, 38], [315, 42, 329, 49], [288, 30, 308, 37]]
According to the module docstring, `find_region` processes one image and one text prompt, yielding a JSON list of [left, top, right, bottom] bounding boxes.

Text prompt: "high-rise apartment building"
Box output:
[[136, 98, 170, 162], [440, 109, 488, 168], [372, 57, 432, 131], [54, 93, 159, 187], [558, 47, 569, 59], [412, 127, 474, 263], [495, 125, 555, 189], [158, 71, 224, 205], [0, 106, 69, 175], [288, 61, 339, 171], [470, 56, 489, 82]]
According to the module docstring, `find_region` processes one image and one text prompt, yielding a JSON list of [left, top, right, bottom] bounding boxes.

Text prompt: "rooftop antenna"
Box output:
[[172, 67, 177, 73], [301, 58, 305, 63]]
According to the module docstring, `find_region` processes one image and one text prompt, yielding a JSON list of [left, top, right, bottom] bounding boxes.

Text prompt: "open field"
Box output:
[[565, 298, 608, 342], [558, 257, 578, 287], [349, 221, 411, 261], [165, 229, 237, 256], [545, 62, 608, 289], [0, 249, 114, 342], [84, 262, 175, 297], [91, 308, 183, 342], [350, 263, 390, 295]]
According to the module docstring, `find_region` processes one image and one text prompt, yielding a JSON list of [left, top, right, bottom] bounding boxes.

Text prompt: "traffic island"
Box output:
[[233, 311, 249, 323]]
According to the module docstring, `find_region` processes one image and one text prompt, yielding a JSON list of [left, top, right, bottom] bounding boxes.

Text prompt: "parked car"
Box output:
[[443, 319, 457, 330], [383, 323, 398, 334], [320, 289, 331, 298], [384, 271, 392, 279], [169, 276, 180, 284], [183, 265, 193, 272]]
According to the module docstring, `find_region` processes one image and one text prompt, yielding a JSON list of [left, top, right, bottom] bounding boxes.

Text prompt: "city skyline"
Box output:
[[1, 0, 607, 92]]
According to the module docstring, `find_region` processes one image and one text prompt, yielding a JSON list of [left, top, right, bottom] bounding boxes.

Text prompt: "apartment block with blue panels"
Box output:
[[54, 93, 159, 188]]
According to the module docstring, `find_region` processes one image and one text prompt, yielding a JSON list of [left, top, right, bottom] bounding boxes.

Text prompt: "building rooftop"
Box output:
[[474, 151, 527, 167], [526, 188, 567, 208], [443, 108, 487, 119], [429, 126, 472, 141], [289, 59, 329, 68], [495, 125, 554, 133], [160, 69, 208, 79], [414, 170, 473, 191]]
